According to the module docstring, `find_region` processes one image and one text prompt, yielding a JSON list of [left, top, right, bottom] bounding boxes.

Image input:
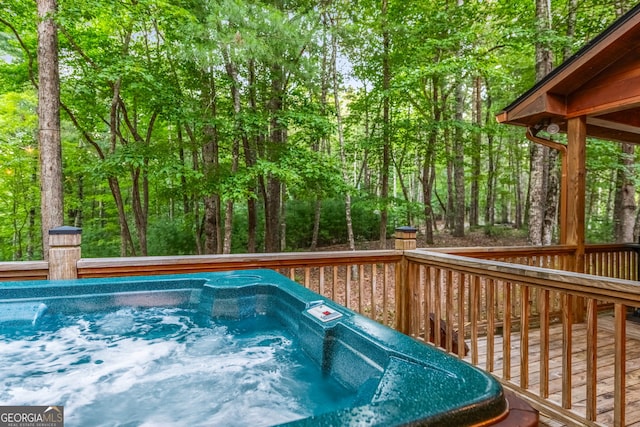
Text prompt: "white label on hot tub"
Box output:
[[307, 304, 342, 322]]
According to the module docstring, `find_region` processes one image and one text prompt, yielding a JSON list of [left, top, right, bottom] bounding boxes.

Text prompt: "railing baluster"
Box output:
[[487, 278, 495, 373], [358, 264, 364, 314], [434, 268, 442, 349], [346, 264, 352, 309], [409, 262, 420, 337], [614, 303, 626, 427], [424, 265, 431, 350], [503, 280, 511, 381], [458, 272, 466, 359], [520, 284, 529, 389], [382, 263, 389, 326], [371, 263, 377, 321], [586, 298, 597, 421], [332, 265, 338, 303], [540, 288, 550, 398], [471, 275, 480, 366], [562, 293, 573, 409], [446, 270, 454, 354]]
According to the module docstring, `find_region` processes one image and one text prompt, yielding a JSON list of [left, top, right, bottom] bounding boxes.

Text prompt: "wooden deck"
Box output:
[[461, 313, 640, 426]]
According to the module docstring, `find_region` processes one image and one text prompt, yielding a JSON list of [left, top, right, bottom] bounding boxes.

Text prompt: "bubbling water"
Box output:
[[0, 307, 355, 427]]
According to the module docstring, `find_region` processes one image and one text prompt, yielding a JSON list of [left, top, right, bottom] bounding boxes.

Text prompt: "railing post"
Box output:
[[395, 226, 417, 334], [48, 226, 82, 280], [395, 226, 417, 250]]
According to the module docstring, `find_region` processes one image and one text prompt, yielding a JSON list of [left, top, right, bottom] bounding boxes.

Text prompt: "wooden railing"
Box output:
[[585, 244, 639, 280], [434, 243, 639, 280], [400, 248, 640, 426], [77, 250, 403, 328], [0, 261, 49, 281]]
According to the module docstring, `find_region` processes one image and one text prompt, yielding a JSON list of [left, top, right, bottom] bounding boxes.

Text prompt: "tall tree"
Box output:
[[469, 75, 482, 228], [528, 0, 554, 245], [379, 0, 391, 248], [612, 3, 636, 243], [37, 0, 63, 259], [452, 79, 465, 237], [327, 7, 356, 254]]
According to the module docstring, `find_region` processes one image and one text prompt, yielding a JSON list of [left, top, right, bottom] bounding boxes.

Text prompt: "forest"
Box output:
[[0, 0, 637, 261]]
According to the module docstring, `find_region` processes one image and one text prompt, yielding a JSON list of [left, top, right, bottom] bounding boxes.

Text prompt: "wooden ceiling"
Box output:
[[496, 4, 640, 144]]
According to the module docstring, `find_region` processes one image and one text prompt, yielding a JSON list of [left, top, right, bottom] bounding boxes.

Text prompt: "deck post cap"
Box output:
[[48, 226, 82, 235], [395, 226, 417, 233]]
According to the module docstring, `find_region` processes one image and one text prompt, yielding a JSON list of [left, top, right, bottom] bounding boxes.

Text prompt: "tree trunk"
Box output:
[[421, 79, 441, 245], [201, 77, 221, 254], [445, 126, 454, 231], [182, 122, 204, 254], [245, 60, 258, 253], [112, 179, 136, 256], [422, 157, 436, 245], [614, 143, 636, 242], [529, 0, 554, 245], [280, 184, 287, 251], [124, 109, 156, 257], [542, 149, 560, 244], [470, 76, 481, 228], [28, 207, 36, 259], [528, 144, 545, 244], [222, 49, 241, 254], [612, 7, 635, 243], [177, 126, 191, 216], [484, 92, 496, 226], [37, 0, 64, 260], [379, 0, 390, 249], [512, 139, 524, 229], [564, 0, 578, 61], [264, 64, 286, 253], [331, 23, 355, 253], [453, 82, 465, 237], [605, 168, 616, 227], [311, 198, 321, 250]]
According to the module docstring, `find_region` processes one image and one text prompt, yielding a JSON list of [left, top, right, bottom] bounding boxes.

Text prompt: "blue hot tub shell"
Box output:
[[0, 269, 507, 426]]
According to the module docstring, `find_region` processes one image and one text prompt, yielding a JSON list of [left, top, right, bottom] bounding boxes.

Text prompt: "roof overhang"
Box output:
[[496, 4, 640, 144]]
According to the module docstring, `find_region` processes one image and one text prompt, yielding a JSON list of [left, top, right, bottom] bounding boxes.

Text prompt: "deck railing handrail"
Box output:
[[76, 249, 403, 277], [0, 261, 49, 281], [405, 249, 640, 303], [425, 244, 578, 258], [401, 248, 639, 426]]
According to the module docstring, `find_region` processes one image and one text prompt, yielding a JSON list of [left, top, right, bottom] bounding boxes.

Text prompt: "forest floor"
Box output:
[[317, 224, 530, 251]]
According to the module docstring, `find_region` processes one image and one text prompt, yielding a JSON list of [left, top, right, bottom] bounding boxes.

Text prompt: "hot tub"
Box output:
[[0, 269, 508, 426]]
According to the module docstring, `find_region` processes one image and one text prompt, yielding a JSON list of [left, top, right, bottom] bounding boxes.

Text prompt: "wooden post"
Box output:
[[48, 226, 82, 280], [395, 226, 417, 250], [565, 116, 586, 267], [395, 226, 417, 334], [565, 116, 587, 321]]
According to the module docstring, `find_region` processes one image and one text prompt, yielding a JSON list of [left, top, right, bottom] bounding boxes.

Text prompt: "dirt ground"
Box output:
[[317, 225, 529, 252]]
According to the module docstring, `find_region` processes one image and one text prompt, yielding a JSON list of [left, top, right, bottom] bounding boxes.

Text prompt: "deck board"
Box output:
[[458, 313, 640, 426]]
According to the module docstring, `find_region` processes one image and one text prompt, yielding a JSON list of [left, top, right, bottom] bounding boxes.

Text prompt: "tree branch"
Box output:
[[0, 17, 38, 88], [60, 102, 106, 160]]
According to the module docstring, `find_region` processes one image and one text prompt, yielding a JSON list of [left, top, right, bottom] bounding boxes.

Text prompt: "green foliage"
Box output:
[[484, 224, 527, 240], [0, 0, 634, 259], [285, 198, 381, 250], [586, 217, 615, 244], [0, 91, 40, 260], [147, 216, 198, 256]]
